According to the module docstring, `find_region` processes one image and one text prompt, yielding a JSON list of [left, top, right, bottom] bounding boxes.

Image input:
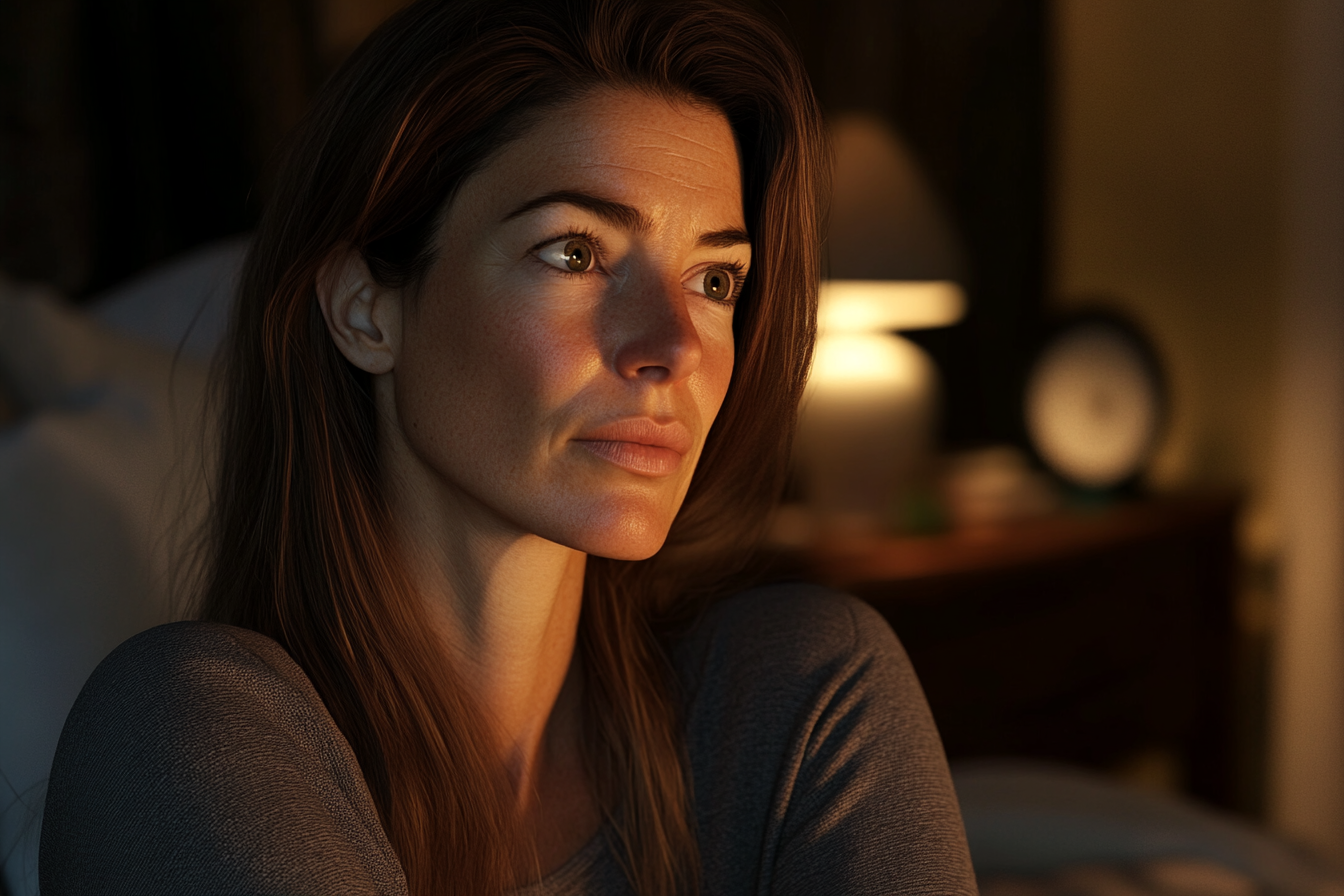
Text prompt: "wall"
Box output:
[[1265, 0, 1344, 861], [316, 0, 412, 64], [1053, 0, 1344, 860], [1053, 0, 1284, 538]]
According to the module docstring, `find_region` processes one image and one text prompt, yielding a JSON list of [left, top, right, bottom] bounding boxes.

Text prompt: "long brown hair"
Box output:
[[196, 1, 825, 893]]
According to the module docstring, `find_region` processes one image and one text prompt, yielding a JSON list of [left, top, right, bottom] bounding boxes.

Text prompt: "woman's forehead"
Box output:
[[450, 88, 746, 234]]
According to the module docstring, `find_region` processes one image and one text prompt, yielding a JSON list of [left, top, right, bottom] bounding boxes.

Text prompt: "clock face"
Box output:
[[1025, 321, 1163, 489]]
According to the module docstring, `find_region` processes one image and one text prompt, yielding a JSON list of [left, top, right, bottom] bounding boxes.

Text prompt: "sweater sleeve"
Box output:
[[677, 585, 979, 896], [40, 621, 407, 896]]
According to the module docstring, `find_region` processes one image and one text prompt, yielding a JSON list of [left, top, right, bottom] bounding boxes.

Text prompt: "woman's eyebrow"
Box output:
[[697, 228, 751, 249], [503, 190, 751, 250], [503, 190, 649, 234]]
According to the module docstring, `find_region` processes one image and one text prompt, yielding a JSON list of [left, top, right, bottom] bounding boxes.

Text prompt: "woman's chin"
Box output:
[[569, 523, 671, 562], [542, 502, 676, 562]]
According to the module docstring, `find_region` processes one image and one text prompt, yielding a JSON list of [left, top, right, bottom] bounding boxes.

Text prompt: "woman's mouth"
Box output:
[[576, 440, 683, 475], [573, 418, 693, 476]]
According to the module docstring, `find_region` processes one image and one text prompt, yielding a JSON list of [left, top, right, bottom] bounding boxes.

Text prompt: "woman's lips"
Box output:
[[577, 440, 682, 475], [573, 419, 693, 477]]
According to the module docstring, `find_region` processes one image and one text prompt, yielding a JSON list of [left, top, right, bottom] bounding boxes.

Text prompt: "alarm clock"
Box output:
[[1023, 311, 1167, 491]]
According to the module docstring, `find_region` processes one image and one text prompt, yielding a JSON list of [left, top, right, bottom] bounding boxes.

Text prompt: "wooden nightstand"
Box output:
[[778, 493, 1244, 809]]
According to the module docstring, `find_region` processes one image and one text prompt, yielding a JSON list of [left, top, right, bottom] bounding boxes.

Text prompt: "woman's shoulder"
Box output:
[[672, 582, 903, 690], [53, 620, 341, 757], [669, 581, 928, 790], [41, 621, 405, 895], [673, 584, 978, 895], [73, 620, 318, 709], [46, 620, 338, 781]]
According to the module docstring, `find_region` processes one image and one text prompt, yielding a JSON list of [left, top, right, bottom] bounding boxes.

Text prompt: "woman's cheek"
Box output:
[[512, 289, 609, 395], [696, 316, 737, 415]]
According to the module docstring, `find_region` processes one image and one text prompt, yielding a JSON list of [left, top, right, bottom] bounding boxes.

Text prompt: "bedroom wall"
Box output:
[[1265, 0, 1344, 862], [316, 0, 412, 64], [1052, 0, 1285, 560], [1053, 0, 1344, 860], [0, 0, 314, 297]]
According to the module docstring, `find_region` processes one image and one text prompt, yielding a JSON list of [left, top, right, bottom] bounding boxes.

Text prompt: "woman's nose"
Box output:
[[609, 274, 704, 384]]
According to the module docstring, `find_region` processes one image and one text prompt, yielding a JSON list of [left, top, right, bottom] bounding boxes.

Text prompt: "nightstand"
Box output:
[[785, 493, 1244, 809]]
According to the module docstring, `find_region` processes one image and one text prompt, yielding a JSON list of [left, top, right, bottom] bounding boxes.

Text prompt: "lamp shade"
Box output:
[[827, 114, 965, 285], [792, 115, 967, 533]]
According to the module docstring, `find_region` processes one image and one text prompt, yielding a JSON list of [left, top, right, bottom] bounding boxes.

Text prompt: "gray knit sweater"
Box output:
[[40, 584, 977, 894]]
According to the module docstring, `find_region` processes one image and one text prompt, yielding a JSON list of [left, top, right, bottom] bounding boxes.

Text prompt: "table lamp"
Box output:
[[795, 114, 966, 532]]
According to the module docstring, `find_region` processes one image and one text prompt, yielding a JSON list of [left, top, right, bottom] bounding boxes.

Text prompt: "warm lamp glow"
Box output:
[[809, 332, 930, 391], [796, 331, 937, 525], [790, 114, 968, 532], [818, 280, 966, 333]]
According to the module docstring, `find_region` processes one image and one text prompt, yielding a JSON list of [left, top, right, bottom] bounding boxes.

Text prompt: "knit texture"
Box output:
[[41, 584, 977, 894]]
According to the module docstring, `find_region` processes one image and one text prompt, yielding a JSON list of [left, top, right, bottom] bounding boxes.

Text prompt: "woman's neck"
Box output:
[[392, 488, 603, 875], [377, 396, 604, 874], [395, 487, 588, 794]]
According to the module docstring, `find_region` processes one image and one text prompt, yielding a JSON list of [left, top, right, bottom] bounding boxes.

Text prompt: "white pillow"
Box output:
[[92, 234, 248, 363]]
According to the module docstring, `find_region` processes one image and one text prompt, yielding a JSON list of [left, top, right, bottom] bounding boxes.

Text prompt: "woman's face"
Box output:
[[384, 88, 749, 560]]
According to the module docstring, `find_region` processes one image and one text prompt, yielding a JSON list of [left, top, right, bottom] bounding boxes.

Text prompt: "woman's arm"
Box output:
[[40, 622, 406, 896]]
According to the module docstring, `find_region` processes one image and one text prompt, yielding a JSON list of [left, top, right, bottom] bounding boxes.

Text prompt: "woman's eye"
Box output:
[[562, 239, 593, 272], [698, 266, 737, 302], [538, 237, 596, 273]]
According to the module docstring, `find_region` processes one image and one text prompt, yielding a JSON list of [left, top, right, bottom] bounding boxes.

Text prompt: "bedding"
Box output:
[[0, 240, 241, 896], [957, 760, 1344, 896]]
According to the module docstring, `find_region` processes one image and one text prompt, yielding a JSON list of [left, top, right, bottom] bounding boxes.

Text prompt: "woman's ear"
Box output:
[[316, 248, 400, 375]]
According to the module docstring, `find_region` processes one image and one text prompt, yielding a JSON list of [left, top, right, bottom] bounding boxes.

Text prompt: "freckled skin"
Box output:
[[315, 87, 752, 867], [384, 89, 748, 561]]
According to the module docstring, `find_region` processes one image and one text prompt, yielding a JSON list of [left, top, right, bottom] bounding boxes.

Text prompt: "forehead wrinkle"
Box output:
[[560, 135, 731, 169], [627, 146, 727, 170], [575, 161, 713, 193], [645, 129, 732, 156], [620, 117, 725, 141], [569, 113, 732, 150]]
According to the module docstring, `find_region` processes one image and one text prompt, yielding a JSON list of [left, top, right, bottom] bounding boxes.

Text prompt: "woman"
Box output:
[[40, 0, 977, 893]]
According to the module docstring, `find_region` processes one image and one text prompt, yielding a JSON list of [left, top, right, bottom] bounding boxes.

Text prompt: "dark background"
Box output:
[[0, 0, 1050, 451]]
